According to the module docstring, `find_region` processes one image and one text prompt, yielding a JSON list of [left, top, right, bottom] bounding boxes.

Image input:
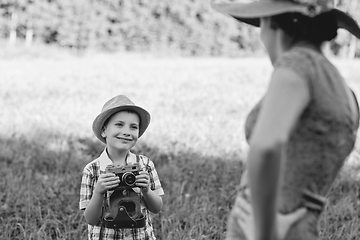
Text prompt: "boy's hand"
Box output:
[[136, 171, 150, 194], [94, 173, 120, 194]]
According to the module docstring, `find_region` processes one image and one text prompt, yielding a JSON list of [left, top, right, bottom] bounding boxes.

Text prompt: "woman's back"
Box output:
[[243, 47, 359, 239]]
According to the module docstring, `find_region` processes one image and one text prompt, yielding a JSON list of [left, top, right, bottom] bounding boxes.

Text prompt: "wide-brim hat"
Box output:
[[212, 0, 360, 39], [92, 95, 151, 143]]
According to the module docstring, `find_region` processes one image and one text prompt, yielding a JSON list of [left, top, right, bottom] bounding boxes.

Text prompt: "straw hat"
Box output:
[[92, 95, 151, 143], [212, 0, 360, 39]]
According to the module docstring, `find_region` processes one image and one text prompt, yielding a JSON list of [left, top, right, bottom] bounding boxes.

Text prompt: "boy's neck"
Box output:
[[106, 148, 130, 166]]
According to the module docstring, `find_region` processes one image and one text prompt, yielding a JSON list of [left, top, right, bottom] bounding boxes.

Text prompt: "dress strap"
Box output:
[[301, 189, 328, 214]]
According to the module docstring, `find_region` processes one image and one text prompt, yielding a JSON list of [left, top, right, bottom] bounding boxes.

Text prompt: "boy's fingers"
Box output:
[[108, 178, 120, 183], [139, 171, 149, 176], [136, 173, 149, 180], [99, 177, 119, 187], [136, 179, 149, 185]]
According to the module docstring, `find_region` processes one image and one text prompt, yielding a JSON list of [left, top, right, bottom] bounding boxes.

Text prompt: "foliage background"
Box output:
[[0, 0, 359, 57]]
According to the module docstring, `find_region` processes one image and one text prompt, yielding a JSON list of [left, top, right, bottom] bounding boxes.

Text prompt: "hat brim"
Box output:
[[92, 105, 151, 144], [212, 1, 306, 27], [212, 2, 360, 39]]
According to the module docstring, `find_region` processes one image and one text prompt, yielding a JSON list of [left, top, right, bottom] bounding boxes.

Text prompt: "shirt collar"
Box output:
[[98, 148, 137, 171]]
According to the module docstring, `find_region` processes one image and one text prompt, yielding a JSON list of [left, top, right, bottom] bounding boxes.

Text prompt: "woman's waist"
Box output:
[[238, 186, 327, 215]]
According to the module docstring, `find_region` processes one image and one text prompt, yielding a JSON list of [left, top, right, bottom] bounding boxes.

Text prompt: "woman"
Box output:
[[213, 1, 360, 240]]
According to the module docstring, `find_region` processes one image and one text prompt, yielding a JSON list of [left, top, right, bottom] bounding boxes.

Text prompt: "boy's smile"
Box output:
[[116, 136, 133, 142], [102, 111, 140, 152]]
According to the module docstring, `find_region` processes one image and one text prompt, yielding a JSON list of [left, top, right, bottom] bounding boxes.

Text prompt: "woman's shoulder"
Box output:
[[278, 46, 322, 60], [274, 47, 319, 77], [275, 46, 340, 94]]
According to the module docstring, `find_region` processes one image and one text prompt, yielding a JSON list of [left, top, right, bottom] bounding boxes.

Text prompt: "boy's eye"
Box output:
[[115, 123, 123, 127], [131, 125, 139, 130]]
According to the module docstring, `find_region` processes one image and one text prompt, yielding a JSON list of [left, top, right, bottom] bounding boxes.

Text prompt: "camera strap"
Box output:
[[99, 193, 106, 240], [135, 154, 150, 170], [123, 152, 130, 165], [136, 154, 140, 164]]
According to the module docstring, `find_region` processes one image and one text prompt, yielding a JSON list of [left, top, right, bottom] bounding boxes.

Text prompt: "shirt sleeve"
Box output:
[[141, 156, 164, 196], [79, 165, 95, 210]]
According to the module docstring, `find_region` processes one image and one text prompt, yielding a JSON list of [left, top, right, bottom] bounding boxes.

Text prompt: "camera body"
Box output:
[[105, 163, 141, 189], [103, 163, 145, 228]]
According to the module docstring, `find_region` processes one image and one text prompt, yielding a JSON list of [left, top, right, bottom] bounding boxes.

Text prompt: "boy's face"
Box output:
[[102, 111, 140, 152]]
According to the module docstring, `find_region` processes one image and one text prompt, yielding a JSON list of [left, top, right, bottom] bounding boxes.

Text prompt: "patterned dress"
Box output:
[[226, 47, 359, 240]]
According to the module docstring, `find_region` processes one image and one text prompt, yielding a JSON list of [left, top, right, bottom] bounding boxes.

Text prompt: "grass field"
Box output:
[[0, 47, 360, 240]]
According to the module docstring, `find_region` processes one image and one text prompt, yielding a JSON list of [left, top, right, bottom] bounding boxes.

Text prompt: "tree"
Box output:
[[0, 0, 357, 57]]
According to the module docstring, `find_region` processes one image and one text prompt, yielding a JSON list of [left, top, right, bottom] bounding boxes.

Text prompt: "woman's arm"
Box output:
[[247, 68, 310, 240]]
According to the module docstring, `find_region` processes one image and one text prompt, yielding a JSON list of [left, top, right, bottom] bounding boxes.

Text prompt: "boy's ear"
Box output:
[[101, 126, 106, 138]]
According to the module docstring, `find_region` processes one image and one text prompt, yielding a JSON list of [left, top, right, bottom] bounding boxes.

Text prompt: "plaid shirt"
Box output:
[[79, 149, 164, 240]]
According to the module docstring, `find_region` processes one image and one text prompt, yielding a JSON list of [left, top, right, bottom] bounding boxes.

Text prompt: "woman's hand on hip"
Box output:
[[232, 195, 307, 240]]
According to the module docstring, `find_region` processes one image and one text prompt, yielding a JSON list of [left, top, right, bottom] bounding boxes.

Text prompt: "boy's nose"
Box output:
[[122, 130, 131, 136]]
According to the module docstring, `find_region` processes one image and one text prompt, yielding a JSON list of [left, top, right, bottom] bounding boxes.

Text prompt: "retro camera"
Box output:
[[103, 163, 145, 229], [106, 163, 141, 188]]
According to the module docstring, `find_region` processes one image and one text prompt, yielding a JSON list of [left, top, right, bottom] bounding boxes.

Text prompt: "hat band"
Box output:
[[292, 0, 334, 17]]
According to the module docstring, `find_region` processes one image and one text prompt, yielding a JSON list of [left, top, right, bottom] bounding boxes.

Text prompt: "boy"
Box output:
[[79, 95, 164, 240]]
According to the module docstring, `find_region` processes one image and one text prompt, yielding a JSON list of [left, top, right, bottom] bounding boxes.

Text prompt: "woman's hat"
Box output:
[[92, 95, 151, 143], [212, 0, 360, 39]]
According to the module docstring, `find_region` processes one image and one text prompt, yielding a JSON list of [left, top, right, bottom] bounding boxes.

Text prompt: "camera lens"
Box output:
[[122, 172, 136, 186]]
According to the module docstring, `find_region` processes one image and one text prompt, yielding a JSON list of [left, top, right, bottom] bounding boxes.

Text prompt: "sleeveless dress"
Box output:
[[226, 47, 360, 240]]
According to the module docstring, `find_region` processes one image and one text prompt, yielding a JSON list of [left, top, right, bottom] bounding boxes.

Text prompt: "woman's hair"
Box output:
[[271, 10, 338, 45]]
